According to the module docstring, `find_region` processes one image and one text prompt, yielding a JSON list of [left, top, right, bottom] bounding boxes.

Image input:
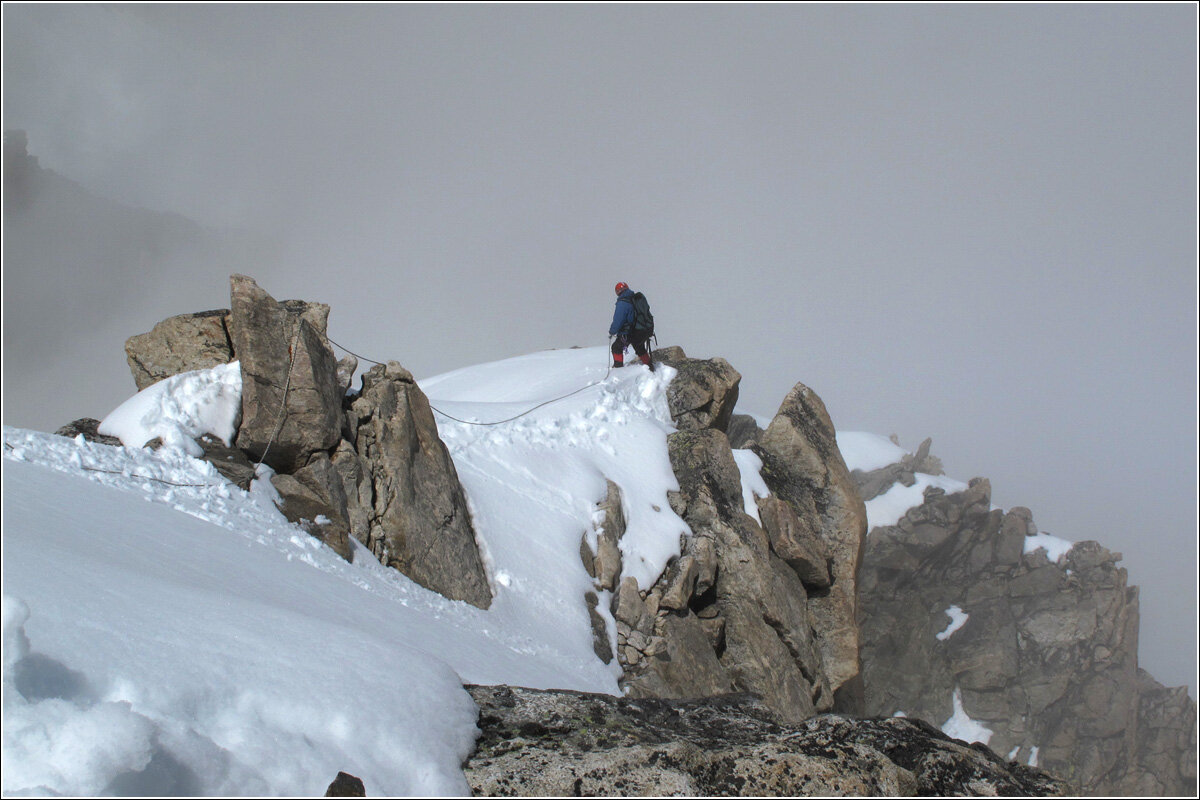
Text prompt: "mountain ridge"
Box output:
[[2, 276, 1194, 796]]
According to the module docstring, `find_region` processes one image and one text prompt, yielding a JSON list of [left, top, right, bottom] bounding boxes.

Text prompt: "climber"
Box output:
[[609, 281, 655, 371]]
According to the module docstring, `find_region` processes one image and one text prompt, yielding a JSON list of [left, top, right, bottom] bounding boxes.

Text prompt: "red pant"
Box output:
[[612, 333, 651, 364]]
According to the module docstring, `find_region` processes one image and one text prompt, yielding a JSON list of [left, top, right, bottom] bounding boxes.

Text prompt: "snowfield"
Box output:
[[2, 348, 1024, 795], [1, 348, 688, 796]]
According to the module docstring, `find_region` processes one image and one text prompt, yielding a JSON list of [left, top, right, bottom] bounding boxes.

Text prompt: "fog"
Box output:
[[3, 5, 1195, 691]]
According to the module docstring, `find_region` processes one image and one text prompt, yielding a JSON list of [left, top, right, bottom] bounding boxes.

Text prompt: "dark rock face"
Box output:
[[229, 274, 342, 474], [323, 771, 365, 797], [855, 454, 1198, 797], [463, 684, 1069, 797], [726, 413, 763, 449], [54, 418, 123, 447], [123, 310, 234, 391], [193, 433, 257, 490], [348, 361, 492, 609]]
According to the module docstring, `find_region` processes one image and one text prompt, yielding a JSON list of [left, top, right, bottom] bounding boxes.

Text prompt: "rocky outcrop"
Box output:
[[229, 274, 342, 474], [652, 347, 741, 433], [580, 480, 626, 594], [99, 276, 492, 608], [348, 361, 492, 609], [595, 358, 867, 725], [123, 310, 234, 391], [754, 381, 868, 711], [463, 684, 1069, 797], [855, 450, 1198, 797]]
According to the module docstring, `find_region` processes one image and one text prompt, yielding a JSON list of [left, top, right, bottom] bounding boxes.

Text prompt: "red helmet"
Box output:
[[614, 281, 629, 295]]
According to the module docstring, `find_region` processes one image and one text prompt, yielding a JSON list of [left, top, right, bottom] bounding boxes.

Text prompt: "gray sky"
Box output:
[[3, 4, 1196, 691]]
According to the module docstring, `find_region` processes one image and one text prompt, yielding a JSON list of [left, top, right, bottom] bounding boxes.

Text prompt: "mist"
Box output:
[[3, 4, 1195, 691]]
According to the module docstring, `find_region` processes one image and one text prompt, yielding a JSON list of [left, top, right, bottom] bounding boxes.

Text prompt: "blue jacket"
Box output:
[[609, 288, 636, 336]]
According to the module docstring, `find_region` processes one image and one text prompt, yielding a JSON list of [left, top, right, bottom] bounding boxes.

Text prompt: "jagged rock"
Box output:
[[324, 771, 365, 797], [857, 467, 1197, 797], [625, 612, 736, 700], [229, 274, 342, 474], [269, 452, 353, 561], [350, 361, 491, 609], [726, 413, 763, 449], [652, 349, 741, 433], [617, 427, 832, 724], [755, 381, 867, 710], [463, 684, 1069, 797], [54, 418, 123, 447], [667, 429, 746, 521], [1121, 670, 1199, 795], [123, 310, 234, 391]]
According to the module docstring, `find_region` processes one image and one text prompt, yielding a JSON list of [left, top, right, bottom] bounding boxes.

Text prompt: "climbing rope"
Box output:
[[324, 334, 386, 368], [11, 324, 633, 484], [323, 334, 619, 427], [255, 312, 303, 467], [425, 363, 613, 427], [79, 465, 214, 488], [4, 440, 218, 489]]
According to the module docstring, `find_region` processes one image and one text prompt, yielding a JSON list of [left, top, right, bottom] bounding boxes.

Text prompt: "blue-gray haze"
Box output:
[[3, 5, 1196, 692]]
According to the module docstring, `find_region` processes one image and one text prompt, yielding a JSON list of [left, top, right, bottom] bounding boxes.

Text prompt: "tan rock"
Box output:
[[350, 361, 491, 609], [757, 381, 867, 706], [124, 310, 233, 391], [229, 275, 342, 473]]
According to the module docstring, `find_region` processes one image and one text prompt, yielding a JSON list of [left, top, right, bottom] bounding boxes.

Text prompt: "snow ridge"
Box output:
[[2, 348, 691, 796]]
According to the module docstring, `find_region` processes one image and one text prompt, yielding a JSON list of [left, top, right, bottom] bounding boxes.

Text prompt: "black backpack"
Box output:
[[629, 292, 654, 337]]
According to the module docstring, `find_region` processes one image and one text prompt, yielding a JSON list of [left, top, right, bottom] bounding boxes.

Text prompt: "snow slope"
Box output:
[[3, 349, 1057, 794], [2, 348, 690, 796]]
